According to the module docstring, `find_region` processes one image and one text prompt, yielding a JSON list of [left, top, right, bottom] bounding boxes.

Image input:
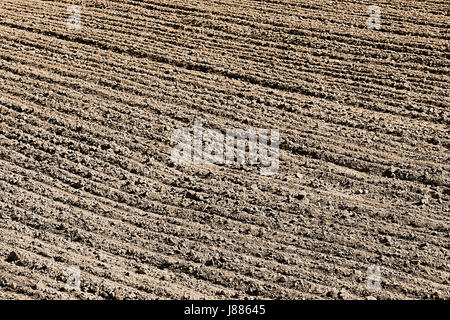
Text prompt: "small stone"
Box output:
[[366, 295, 377, 300], [277, 275, 288, 283]]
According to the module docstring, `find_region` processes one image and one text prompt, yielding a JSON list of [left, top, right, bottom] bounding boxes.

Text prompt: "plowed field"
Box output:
[[0, 0, 449, 300]]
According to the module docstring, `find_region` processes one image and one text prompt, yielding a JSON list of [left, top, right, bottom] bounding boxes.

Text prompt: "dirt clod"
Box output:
[[6, 251, 20, 263]]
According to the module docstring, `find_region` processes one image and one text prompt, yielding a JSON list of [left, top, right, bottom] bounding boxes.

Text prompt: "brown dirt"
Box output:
[[0, 0, 448, 300]]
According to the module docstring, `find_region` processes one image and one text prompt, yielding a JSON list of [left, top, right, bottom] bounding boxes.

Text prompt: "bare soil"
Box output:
[[0, 0, 448, 299]]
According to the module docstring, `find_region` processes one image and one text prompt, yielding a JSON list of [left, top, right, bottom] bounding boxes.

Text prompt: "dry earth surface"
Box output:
[[0, 0, 449, 300]]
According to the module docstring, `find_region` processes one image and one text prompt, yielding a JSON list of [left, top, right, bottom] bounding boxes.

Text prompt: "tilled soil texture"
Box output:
[[0, 0, 449, 300]]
